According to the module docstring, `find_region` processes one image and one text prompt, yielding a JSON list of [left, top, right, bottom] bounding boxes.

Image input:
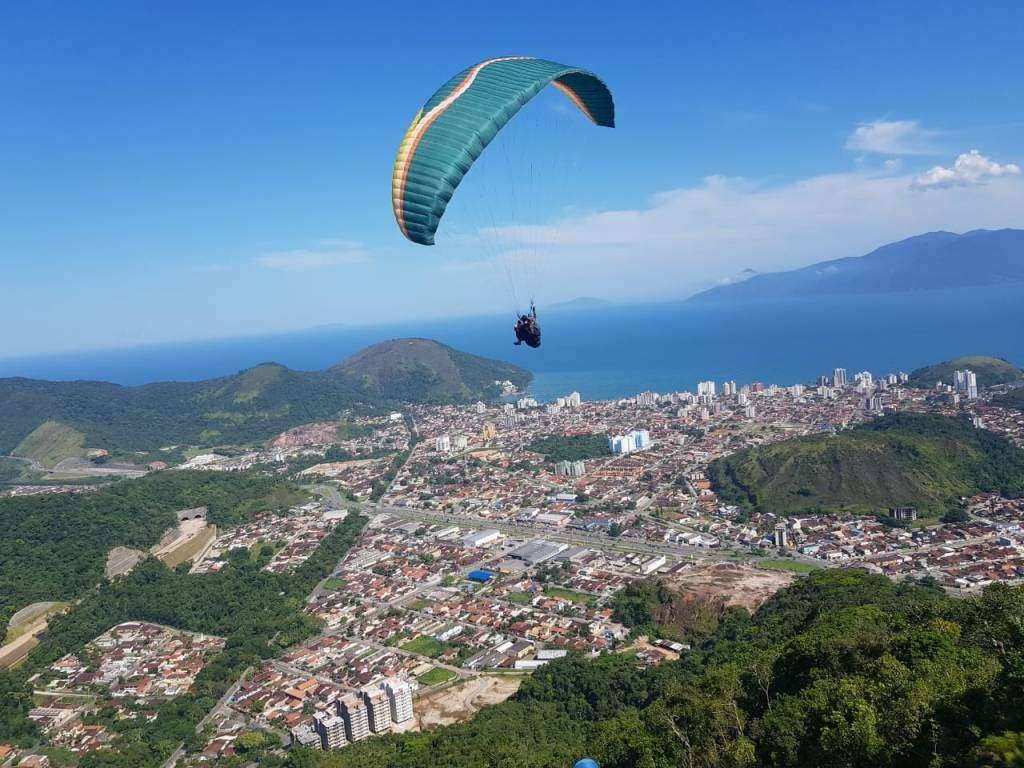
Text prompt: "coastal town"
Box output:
[[6, 363, 1024, 766]]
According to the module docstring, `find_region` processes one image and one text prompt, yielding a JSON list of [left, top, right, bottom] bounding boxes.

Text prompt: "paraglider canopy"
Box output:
[[573, 760, 600, 768], [392, 56, 615, 246]]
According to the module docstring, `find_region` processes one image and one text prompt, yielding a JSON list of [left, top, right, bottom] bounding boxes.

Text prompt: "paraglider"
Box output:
[[513, 303, 541, 348], [391, 56, 614, 347], [573, 760, 600, 768]]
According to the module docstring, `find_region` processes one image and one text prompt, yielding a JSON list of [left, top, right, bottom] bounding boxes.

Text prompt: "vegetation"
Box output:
[[401, 636, 446, 658], [0, 340, 531, 457], [527, 433, 612, 462], [12, 420, 85, 467], [288, 570, 1024, 768], [708, 413, 1024, 517], [908, 355, 1023, 389], [611, 579, 739, 643], [994, 387, 1024, 413], [0, 470, 307, 628], [0, 513, 367, 763], [417, 667, 456, 686]]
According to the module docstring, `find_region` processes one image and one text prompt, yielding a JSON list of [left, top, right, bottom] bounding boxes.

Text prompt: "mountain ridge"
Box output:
[[688, 228, 1024, 302], [0, 339, 531, 458]]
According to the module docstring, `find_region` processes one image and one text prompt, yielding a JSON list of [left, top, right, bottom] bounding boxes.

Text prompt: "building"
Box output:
[[508, 539, 568, 565], [337, 693, 371, 742], [833, 368, 848, 388], [382, 678, 414, 724], [954, 369, 978, 399], [639, 555, 667, 575], [697, 380, 716, 397], [314, 712, 348, 750], [555, 460, 586, 477], [609, 434, 636, 454], [474, 401, 487, 414], [743, 404, 756, 419], [360, 686, 393, 734], [890, 506, 918, 522], [773, 525, 788, 549], [461, 529, 501, 548], [434, 435, 451, 453], [466, 569, 494, 583]]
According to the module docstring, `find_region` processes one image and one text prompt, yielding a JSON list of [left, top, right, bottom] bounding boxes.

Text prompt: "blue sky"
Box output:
[[3, 0, 1023, 357]]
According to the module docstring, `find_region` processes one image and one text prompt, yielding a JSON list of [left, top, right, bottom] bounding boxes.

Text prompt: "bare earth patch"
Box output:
[[414, 675, 522, 730], [663, 562, 794, 611]]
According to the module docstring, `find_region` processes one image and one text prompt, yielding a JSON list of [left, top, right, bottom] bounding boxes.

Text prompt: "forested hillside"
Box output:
[[292, 570, 1024, 768], [0, 471, 307, 628], [0, 340, 531, 458], [708, 413, 1024, 517]]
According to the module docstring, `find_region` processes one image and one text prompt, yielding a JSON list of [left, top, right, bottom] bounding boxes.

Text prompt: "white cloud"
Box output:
[[845, 120, 939, 155], [912, 149, 1021, 189], [255, 240, 368, 269], [469, 166, 1024, 298]]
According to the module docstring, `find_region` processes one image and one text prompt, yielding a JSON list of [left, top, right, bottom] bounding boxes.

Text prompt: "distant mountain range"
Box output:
[[689, 228, 1024, 302], [0, 339, 531, 459]]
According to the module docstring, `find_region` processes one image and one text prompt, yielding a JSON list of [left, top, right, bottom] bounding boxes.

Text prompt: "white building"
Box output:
[[833, 368, 847, 387], [451, 434, 469, 451], [954, 369, 978, 399], [382, 678, 414, 724], [555, 460, 586, 477], [697, 380, 716, 397], [314, 712, 348, 750], [639, 555, 667, 575], [434, 434, 451, 453], [360, 686, 393, 734], [462, 529, 501, 548], [338, 693, 371, 742]]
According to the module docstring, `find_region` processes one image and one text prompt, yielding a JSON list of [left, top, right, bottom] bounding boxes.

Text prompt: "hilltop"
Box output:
[[688, 228, 1024, 302], [708, 412, 1024, 517], [908, 355, 1024, 389], [0, 339, 530, 460]]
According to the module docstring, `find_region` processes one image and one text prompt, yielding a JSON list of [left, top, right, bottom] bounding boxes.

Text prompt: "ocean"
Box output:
[[3, 285, 1023, 403]]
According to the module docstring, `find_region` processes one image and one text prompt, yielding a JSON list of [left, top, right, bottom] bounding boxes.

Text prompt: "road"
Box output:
[[162, 666, 253, 768]]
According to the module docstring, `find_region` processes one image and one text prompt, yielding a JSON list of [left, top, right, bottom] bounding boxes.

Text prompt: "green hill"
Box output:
[[708, 413, 1024, 517], [908, 355, 1023, 389], [0, 339, 531, 459]]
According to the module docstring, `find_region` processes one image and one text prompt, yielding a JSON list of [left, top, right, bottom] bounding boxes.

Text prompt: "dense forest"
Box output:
[[0, 340, 531, 456], [708, 413, 1024, 517], [0, 471, 307, 628], [0, 513, 367, 766], [527, 434, 612, 462], [289, 570, 1024, 768]]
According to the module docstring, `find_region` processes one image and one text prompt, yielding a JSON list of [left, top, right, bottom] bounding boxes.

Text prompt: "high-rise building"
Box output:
[[609, 434, 636, 454], [474, 401, 487, 414], [451, 435, 469, 451], [314, 712, 348, 750], [567, 391, 582, 407], [737, 392, 749, 406], [954, 369, 978, 399], [630, 429, 651, 450], [360, 686, 392, 734], [833, 368, 848, 388], [743, 404, 756, 419], [772, 524, 788, 549], [337, 693, 371, 742], [697, 380, 716, 397], [434, 435, 451, 453], [854, 371, 874, 391], [382, 679, 414, 724], [555, 460, 586, 477]]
